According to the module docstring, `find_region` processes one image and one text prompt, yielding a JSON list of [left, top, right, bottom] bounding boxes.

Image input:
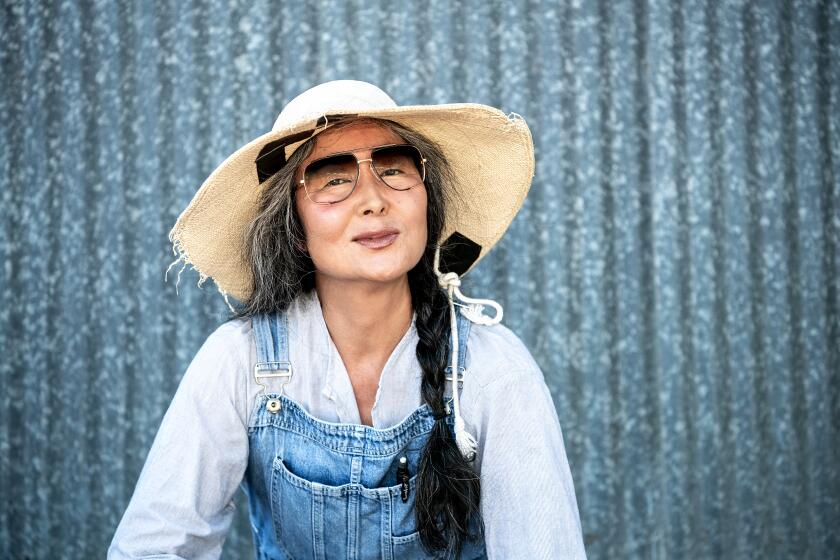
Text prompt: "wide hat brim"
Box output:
[[167, 102, 535, 303]]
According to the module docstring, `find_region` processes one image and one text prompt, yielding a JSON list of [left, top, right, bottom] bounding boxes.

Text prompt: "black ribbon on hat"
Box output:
[[437, 231, 481, 276], [255, 114, 359, 183]]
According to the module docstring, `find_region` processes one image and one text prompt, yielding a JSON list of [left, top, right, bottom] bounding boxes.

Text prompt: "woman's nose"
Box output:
[[354, 158, 388, 196], [353, 161, 390, 214]]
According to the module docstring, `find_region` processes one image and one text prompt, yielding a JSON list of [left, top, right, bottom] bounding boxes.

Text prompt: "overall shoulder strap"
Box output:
[[455, 308, 472, 372], [444, 308, 473, 388], [251, 312, 293, 396], [252, 312, 290, 364]]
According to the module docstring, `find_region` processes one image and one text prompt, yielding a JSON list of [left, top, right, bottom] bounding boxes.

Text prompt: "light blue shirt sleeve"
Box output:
[[472, 365, 588, 559], [108, 325, 249, 559]]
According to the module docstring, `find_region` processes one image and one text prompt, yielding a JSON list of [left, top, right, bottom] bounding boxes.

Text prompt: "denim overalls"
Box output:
[[240, 309, 488, 560]]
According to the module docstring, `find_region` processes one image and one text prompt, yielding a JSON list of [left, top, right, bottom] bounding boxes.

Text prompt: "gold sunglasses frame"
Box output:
[[297, 143, 427, 205]]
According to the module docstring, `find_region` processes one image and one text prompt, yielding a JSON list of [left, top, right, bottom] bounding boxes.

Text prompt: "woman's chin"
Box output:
[[353, 257, 416, 283], [352, 248, 413, 273], [356, 266, 411, 284], [313, 246, 423, 285]]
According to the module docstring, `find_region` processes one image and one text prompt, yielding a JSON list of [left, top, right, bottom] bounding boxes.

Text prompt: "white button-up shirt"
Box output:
[[108, 289, 587, 559]]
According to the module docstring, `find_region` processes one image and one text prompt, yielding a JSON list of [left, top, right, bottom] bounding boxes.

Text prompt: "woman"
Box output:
[[109, 80, 587, 560]]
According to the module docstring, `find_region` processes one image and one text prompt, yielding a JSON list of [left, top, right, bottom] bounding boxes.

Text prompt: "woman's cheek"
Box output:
[[303, 206, 347, 245], [306, 231, 341, 268]]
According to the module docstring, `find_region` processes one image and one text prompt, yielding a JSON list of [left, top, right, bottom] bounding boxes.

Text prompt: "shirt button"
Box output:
[[266, 398, 281, 413]]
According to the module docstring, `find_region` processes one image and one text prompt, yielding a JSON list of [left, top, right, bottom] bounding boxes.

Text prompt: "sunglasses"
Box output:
[[298, 143, 427, 204]]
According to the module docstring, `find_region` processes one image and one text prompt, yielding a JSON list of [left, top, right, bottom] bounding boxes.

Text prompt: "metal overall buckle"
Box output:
[[254, 361, 293, 413], [444, 366, 466, 388]]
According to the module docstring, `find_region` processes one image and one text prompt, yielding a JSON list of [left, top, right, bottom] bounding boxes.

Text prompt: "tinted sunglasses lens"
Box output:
[[372, 145, 425, 190], [303, 154, 358, 203]]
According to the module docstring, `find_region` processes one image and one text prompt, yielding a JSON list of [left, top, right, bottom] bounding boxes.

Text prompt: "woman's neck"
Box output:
[[314, 274, 414, 368]]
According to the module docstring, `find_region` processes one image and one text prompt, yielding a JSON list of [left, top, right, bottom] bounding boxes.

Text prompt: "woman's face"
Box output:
[[294, 121, 428, 287]]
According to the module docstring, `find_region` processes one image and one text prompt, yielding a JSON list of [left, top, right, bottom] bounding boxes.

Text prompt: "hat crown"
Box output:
[[272, 80, 398, 132]]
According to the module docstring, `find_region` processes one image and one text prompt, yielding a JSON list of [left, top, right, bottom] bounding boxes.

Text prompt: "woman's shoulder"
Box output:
[[466, 319, 543, 390], [216, 315, 253, 338], [210, 316, 254, 360]]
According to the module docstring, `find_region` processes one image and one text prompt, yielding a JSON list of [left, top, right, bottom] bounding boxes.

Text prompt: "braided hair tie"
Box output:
[[432, 410, 449, 421]]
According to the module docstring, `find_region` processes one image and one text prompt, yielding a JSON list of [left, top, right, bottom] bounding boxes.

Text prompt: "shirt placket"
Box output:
[[322, 341, 360, 425]]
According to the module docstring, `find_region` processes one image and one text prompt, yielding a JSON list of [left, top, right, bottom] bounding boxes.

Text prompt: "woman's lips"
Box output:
[[354, 232, 399, 249]]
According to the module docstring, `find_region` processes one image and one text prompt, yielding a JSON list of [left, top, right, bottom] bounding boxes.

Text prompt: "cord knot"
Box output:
[[437, 271, 461, 290]]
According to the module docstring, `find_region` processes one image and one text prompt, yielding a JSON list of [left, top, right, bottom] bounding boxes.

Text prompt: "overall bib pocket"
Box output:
[[271, 455, 423, 559]]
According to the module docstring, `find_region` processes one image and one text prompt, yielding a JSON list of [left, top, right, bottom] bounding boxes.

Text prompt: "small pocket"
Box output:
[[391, 524, 488, 560], [392, 530, 436, 558]]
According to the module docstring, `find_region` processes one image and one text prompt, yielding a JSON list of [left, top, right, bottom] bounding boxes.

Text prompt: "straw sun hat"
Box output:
[[166, 79, 534, 304], [165, 80, 535, 459]]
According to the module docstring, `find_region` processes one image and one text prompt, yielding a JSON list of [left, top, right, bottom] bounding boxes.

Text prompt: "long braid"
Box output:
[[410, 251, 484, 557]]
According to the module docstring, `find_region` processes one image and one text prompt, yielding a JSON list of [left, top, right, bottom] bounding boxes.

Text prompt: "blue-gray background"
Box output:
[[1, 0, 838, 558]]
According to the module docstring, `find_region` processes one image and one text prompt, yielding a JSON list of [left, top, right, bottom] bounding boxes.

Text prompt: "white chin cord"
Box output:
[[433, 245, 504, 461]]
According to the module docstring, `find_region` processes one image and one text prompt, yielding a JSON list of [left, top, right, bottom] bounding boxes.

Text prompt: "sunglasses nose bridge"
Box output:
[[353, 156, 387, 191]]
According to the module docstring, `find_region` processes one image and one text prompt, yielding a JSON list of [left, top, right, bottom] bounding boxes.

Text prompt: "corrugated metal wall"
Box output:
[[1, 0, 838, 558]]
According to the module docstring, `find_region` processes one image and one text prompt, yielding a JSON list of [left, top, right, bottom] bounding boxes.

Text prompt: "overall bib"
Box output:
[[241, 309, 488, 560]]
